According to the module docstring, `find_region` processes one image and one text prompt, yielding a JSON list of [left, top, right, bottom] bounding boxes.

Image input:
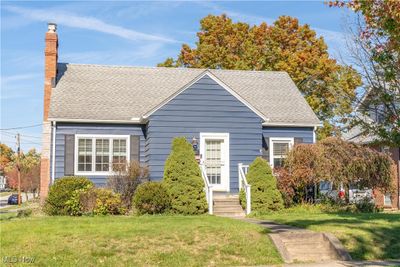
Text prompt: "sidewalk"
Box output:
[[282, 260, 400, 267], [237, 218, 400, 267]]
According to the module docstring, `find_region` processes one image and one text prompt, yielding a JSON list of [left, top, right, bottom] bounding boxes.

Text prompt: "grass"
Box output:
[[0, 215, 282, 266], [0, 211, 17, 220], [252, 204, 400, 261]]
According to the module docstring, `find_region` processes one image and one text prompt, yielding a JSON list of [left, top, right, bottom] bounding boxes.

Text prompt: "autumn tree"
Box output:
[[0, 143, 13, 176], [5, 149, 41, 198], [330, 0, 400, 146], [159, 14, 361, 138], [280, 137, 394, 205]]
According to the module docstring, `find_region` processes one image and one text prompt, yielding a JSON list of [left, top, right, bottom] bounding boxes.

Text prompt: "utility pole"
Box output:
[[16, 133, 21, 206]]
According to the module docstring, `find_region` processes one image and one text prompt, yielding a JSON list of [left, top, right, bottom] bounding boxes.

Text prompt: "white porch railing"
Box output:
[[238, 163, 251, 215], [200, 164, 214, 215]]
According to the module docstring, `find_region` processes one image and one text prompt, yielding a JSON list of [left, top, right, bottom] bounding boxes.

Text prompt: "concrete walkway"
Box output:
[[240, 218, 312, 233], [282, 260, 400, 267], [236, 218, 351, 263], [237, 218, 400, 267]]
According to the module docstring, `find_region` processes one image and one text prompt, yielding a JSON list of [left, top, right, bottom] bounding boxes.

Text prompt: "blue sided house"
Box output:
[[40, 24, 321, 213]]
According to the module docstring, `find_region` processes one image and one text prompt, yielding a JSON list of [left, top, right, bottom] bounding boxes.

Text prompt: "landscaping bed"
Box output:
[[252, 205, 400, 260], [0, 215, 282, 266]]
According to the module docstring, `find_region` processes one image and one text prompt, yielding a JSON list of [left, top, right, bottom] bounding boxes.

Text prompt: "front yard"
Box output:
[[0, 215, 282, 266], [252, 205, 400, 260]]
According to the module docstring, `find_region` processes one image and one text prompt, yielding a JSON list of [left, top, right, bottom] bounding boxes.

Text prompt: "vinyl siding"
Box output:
[[146, 75, 263, 192], [262, 127, 314, 144], [53, 123, 145, 186], [51, 80, 316, 190]]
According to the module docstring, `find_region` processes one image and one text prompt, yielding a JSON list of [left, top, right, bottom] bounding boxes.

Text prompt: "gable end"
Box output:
[[140, 71, 268, 121]]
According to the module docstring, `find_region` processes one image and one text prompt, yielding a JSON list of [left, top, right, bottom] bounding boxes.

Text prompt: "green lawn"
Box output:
[[0, 215, 282, 266], [252, 205, 400, 261]]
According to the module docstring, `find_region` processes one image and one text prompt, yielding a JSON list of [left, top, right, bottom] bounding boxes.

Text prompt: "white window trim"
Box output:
[[269, 137, 294, 169], [200, 133, 230, 192], [74, 134, 130, 176]]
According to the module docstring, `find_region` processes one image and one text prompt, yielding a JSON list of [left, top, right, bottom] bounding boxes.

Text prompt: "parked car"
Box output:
[[319, 181, 373, 203], [348, 185, 373, 203], [7, 194, 20, 205]]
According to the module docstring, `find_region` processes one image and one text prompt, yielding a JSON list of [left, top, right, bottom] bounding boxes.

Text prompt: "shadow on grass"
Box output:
[[267, 212, 400, 260]]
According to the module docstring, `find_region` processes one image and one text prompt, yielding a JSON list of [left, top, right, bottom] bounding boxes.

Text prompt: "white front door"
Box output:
[[200, 133, 230, 192]]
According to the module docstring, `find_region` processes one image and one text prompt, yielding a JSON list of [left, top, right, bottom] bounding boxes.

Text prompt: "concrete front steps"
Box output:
[[213, 194, 245, 217], [269, 231, 352, 263]]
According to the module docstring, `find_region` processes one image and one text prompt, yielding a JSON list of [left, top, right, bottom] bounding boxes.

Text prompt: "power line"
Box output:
[[1, 130, 42, 139], [1, 132, 42, 146], [0, 123, 42, 130]]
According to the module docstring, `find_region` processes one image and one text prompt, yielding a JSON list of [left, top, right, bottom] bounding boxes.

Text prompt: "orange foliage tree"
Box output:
[[5, 149, 41, 197], [159, 14, 362, 138]]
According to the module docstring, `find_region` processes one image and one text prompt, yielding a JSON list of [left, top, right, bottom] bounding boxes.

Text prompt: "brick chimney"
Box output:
[[44, 22, 58, 120], [40, 23, 58, 200]]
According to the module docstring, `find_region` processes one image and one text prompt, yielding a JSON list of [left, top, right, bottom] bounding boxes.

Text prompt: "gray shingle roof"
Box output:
[[342, 125, 378, 144], [49, 63, 321, 125]]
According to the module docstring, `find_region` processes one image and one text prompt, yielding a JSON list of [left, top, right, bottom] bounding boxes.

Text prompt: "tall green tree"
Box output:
[[330, 0, 400, 146], [159, 14, 362, 138]]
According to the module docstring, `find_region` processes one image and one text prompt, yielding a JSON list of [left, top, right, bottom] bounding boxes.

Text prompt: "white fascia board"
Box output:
[[262, 122, 323, 127], [49, 118, 144, 124], [205, 72, 269, 121], [141, 70, 269, 121]]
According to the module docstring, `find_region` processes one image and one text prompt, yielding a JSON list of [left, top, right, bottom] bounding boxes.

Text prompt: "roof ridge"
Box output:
[[209, 69, 288, 74], [58, 63, 206, 71], [58, 62, 288, 74]]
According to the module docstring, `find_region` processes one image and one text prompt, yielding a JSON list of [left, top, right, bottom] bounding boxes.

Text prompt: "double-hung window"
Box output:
[[75, 135, 129, 175], [269, 138, 294, 168]]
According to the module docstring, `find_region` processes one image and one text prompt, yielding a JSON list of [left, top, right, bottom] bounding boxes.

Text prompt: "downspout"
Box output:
[[313, 126, 317, 143], [51, 121, 56, 184]]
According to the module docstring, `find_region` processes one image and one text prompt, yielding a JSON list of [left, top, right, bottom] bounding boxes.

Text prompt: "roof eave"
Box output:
[[48, 118, 144, 124], [262, 121, 322, 127]]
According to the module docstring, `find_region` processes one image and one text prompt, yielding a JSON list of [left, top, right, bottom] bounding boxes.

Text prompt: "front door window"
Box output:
[[205, 140, 223, 184], [200, 133, 230, 191]]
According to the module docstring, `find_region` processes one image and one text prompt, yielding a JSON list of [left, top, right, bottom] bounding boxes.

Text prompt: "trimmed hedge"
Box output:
[[240, 157, 284, 212], [163, 137, 208, 214], [44, 176, 93, 215], [133, 182, 171, 214]]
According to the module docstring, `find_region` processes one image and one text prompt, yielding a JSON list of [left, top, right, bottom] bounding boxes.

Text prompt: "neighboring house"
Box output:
[[0, 176, 6, 190], [40, 23, 320, 200], [343, 100, 400, 210]]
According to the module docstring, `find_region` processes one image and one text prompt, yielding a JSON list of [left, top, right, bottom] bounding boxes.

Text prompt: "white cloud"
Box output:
[[60, 43, 165, 65], [4, 5, 177, 43], [196, 1, 274, 25], [1, 73, 41, 85]]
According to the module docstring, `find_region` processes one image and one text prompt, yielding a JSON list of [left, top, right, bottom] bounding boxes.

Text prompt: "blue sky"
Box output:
[[1, 1, 353, 152]]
